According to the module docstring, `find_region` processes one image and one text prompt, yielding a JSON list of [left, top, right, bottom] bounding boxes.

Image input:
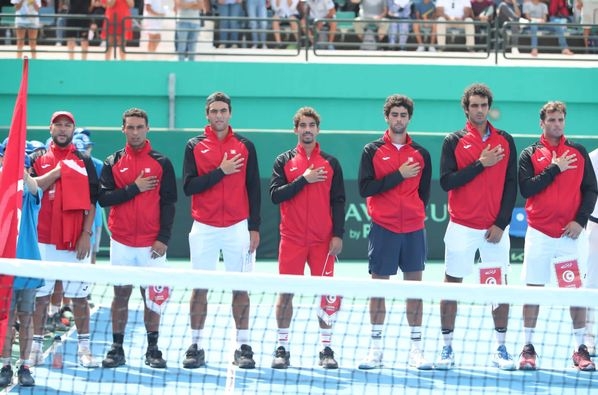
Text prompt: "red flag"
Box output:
[[0, 58, 29, 351]]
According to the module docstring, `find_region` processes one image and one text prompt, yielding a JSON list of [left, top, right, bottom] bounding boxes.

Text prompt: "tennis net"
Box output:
[[1, 257, 597, 395]]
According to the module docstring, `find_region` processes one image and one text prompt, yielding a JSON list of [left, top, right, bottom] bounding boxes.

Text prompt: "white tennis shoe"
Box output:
[[78, 348, 99, 368], [408, 348, 433, 370], [358, 349, 383, 370]]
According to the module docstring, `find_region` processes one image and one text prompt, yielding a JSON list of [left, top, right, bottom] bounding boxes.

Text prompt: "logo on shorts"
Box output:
[[41, 164, 51, 169], [201, 149, 209, 154], [119, 167, 128, 173], [463, 144, 472, 149], [382, 156, 390, 161]]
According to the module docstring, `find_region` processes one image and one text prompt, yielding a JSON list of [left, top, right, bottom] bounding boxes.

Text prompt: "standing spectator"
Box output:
[[269, 107, 346, 370], [435, 83, 518, 370], [386, 0, 412, 51], [518, 101, 597, 371], [523, 0, 573, 56], [246, 0, 267, 48], [0, 154, 42, 388], [98, 108, 177, 369], [11, 0, 41, 59], [102, 0, 134, 60], [175, 0, 205, 61], [65, 0, 91, 60], [29, 111, 99, 368], [217, 0, 243, 48], [143, 0, 166, 54], [413, 0, 437, 51], [435, 0, 475, 51], [181, 92, 261, 369], [584, 147, 598, 357], [303, 0, 337, 50], [271, 0, 301, 48], [352, 0, 389, 49], [357, 94, 432, 370]]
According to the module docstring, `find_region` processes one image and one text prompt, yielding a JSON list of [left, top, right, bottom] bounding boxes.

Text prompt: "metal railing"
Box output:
[[0, 11, 597, 63]]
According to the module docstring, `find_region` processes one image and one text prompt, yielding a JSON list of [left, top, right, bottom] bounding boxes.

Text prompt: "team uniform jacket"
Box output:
[[440, 121, 517, 230], [270, 143, 345, 245], [519, 134, 598, 238], [30, 143, 99, 247], [358, 131, 432, 234], [98, 140, 177, 247], [182, 125, 261, 231]]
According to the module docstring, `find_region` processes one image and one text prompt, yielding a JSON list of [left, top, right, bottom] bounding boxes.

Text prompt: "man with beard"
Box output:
[[269, 107, 346, 369], [29, 111, 99, 368], [357, 94, 432, 370], [182, 92, 261, 369], [435, 83, 517, 370], [518, 101, 597, 371]]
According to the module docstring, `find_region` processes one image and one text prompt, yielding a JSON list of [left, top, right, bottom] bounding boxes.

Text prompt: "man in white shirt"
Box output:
[[435, 0, 475, 51]]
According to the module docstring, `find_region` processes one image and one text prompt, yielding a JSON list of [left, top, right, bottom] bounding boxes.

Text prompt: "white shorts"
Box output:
[[444, 221, 510, 279], [189, 219, 252, 272], [584, 221, 598, 288], [522, 226, 588, 286], [36, 243, 92, 298], [109, 238, 166, 268]]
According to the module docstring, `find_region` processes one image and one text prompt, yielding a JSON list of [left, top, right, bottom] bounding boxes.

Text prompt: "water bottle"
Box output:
[[51, 335, 63, 368]]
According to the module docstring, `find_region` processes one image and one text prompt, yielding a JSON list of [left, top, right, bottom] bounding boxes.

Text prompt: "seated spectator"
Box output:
[[435, 0, 475, 51], [548, 0, 574, 54], [496, 0, 525, 54], [523, 0, 572, 56], [303, 0, 337, 50], [351, 0, 389, 48], [471, 0, 495, 23], [470, 0, 495, 49], [11, 0, 41, 59], [89, 0, 106, 43], [413, 0, 437, 51], [271, 0, 301, 48], [386, 0, 413, 50]]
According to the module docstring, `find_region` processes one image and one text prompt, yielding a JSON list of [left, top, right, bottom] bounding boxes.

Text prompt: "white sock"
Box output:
[[524, 327, 534, 345], [371, 324, 383, 350], [78, 333, 91, 351], [236, 329, 249, 348], [191, 329, 203, 348], [320, 329, 332, 349], [277, 328, 290, 349], [410, 326, 422, 350], [573, 327, 585, 348], [49, 304, 60, 317], [495, 328, 507, 347]]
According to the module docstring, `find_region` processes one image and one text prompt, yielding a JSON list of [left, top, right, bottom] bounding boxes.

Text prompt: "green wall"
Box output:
[[1, 59, 598, 134], [1, 59, 597, 260]]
